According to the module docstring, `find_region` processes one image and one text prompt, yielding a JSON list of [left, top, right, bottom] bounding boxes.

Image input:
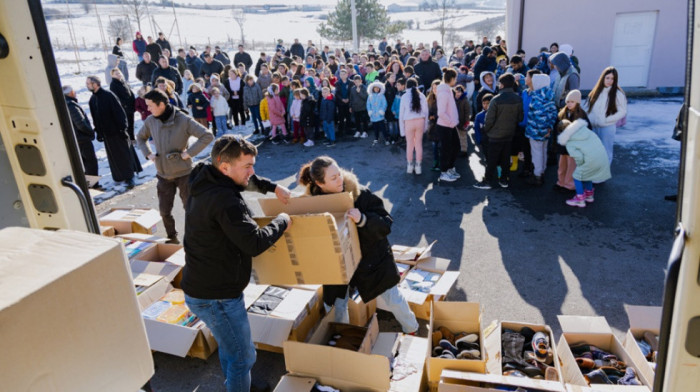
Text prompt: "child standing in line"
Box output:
[[557, 119, 611, 207], [524, 73, 558, 186], [300, 88, 318, 147], [187, 83, 210, 129], [555, 90, 591, 191], [319, 87, 337, 146], [474, 94, 493, 160], [243, 75, 264, 134], [267, 83, 289, 144], [135, 85, 151, 120], [349, 75, 369, 138], [366, 81, 389, 145], [210, 87, 230, 136], [391, 78, 407, 131], [454, 85, 471, 155], [290, 89, 303, 144], [259, 91, 270, 136], [384, 72, 399, 144]]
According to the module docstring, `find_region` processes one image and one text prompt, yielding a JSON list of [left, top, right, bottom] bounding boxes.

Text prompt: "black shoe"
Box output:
[[498, 180, 509, 188], [126, 179, 136, 189], [526, 175, 543, 186], [166, 236, 180, 245], [253, 129, 260, 135], [92, 183, 105, 191], [664, 194, 678, 201], [473, 181, 492, 190]]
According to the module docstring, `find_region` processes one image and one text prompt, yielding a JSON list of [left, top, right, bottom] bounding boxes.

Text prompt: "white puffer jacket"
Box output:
[[585, 87, 627, 128]]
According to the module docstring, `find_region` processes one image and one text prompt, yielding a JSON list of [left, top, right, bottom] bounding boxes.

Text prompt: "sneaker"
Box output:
[[303, 140, 314, 147], [391, 140, 396, 145], [282, 137, 290, 144], [327, 142, 336, 147], [384, 140, 390, 146], [415, 163, 422, 175], [373, 139, 379, 145], [473, 181, 492, 190], [270, 136, 279, 145], [353, 131, 361, 138], [584, 189, 595, 203], [566, 194, 586, 207], [253, 129, 260, 135], [498, 180, 509, 188], [406, 161, 414, 174], [166, 235, 180, 245], [439, 172, 457, 182], [361, 132, 368, 138], [448, 167, 461, 178]]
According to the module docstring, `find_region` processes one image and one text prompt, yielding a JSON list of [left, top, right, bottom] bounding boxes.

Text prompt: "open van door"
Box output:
[[654, 0, 700, 390]]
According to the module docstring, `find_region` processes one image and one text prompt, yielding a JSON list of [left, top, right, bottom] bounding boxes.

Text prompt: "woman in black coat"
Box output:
[[112, 37, 124, 57], [109, 69, 143, 173], [298, 156, 418, 333]]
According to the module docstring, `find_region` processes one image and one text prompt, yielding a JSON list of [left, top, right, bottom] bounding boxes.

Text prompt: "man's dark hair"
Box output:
[[516, 49, 526, 55], [499, 73, 516, 89], [178, 48, 185, 53], [211, 135, 257, 167], [509, 55, 523, 65], [144, 89, 169, 105], [526, 69, 541, 78], [443, 68, 457, 83], [203, 52, 211, 58]]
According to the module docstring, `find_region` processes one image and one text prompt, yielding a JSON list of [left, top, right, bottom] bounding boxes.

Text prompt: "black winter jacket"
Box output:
[[181, 164, 288, 300], [300, 96, 318, 128], [200, 59, 225, 79], [151, 65, 184, 94], [483, 87, 524, 142], [414, 58, 442, 92], [65, 95, 95, 143], [136, 61, 157, 85]]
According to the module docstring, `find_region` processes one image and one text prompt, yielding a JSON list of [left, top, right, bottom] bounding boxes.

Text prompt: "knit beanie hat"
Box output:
[[531, 74, 550, 91], [549, 52, 571, 73], [566, 89, 582, 104]]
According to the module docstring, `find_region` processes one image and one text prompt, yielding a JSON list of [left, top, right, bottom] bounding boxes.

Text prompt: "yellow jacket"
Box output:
[[260, 97, 269, 121]]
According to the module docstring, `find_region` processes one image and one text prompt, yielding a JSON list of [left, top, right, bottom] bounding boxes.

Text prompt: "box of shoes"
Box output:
[[435, 321, 565, 391], [141, 288, 218, 360], [0, 228, 153, 391], [243, 284, 322, 352], [251, 193, 362, 285], [282, 311, 429, 392], [99, 207, 162, 235], [622, 305, 661, 387], [427, 302, 486, 391], [557, 315, 651, 391], [379, 256, 459, 320]]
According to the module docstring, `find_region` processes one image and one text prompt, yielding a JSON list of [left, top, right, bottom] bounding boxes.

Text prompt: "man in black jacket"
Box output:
[[136, 52, 158, 86], [151, 55, 183, 94], [290, 38, 304, 59], [474, 74, 523, 190], [233, 45, 253, 73], [414, 49, 442, 92], [155, 32, 171, 53], [182, 135, 291, 392], [145, 36, 163, 62], [200, 53, 224, 82], [63, 85, 99, 187]]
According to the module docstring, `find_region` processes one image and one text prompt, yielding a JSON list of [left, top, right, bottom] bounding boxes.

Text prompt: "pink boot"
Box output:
[[584, 189, 595, 203], [566, 194, 586, 207]]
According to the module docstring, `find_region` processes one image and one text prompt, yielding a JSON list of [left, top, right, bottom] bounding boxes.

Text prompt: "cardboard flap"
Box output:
[[566, 385, 650, 392], [258, 192, 354, 215], [134, 209, 162, 230], [143, 318, 199, 357], [440, 369, 565, 392], [433, 302, 481, 331], [130, 260, 181, 283], [117, 233, 167, 243], [414, 256, 451, 271], [243, 284, 270, 308], [624, 305, 662, 332], [274, 375, 316, 392], [272, 289, 316, 319], [483, 320, 502, 375], [558, 315, 612, 334], [392, 240, 437, 262], [283, 340, 391, 390], [165, 248, 186, 267], [430, 271, 459, 297]]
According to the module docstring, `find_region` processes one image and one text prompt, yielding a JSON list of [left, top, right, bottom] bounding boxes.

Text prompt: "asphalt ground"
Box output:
[[97, 104, 678, 391]]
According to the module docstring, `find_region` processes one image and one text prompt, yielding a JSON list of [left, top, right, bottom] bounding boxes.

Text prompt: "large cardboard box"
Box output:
[[557, 316, 651, 392], [348, 292, 377, 327], [379, 256, 459, 320], [622, 306, 661, 387], [427, 302, 486, 391], [244, 284, 323, 352], [251, 193, 361, 285], [141, 288, 218, 360], [0, 228, 153, 391], [280, 309, 428, 392], [99, 207, 162, 235]]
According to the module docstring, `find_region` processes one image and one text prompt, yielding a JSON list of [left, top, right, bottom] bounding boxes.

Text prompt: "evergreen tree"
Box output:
[[317, 0, 405, 44]]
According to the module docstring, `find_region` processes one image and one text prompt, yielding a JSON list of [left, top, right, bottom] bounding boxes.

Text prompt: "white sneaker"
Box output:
[[439, 172, 457, 182], [448, 167, 461, 178], [406, 161, 414, 174], [354, 131, 361, 138], [384, 140, 390, 146], [361, 132, 368, 138], [415, 163, 422, 175], [303, 140, 314, 147]]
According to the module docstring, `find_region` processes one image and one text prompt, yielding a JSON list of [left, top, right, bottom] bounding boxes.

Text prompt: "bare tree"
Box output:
[[232, 8, 246, 46], [79, 0, 91, 14], [121, 0, 147, 32], [432, 0, 458, 48], [108, 17, 132, 43]]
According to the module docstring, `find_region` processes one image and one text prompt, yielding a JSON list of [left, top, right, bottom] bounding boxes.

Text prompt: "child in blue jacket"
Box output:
[[474, 93, 493, 159], [366, 81, 389, 145], [319, 87, 336, 146]]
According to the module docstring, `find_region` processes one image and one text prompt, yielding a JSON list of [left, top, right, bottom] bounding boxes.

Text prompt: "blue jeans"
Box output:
[[248, 105, 263, 132], [215, 115, 229, 136], [593, 124, 616, 164], [574, 179, 593, 195], [326, 286, 418, 333], [185, 294, 256, 392], [322, 120, 335, 142], [387, 120, 399, 140]]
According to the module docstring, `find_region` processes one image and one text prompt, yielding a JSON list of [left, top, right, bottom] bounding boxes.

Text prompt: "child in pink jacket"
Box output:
[[267, 83, 288, 144]]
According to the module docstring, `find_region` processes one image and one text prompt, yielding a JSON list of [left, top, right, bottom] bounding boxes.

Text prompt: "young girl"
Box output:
[[181, 69, 194, 104], [524, 73, 557, 186], [454, 85, 471, 155], [134, 85, 151, 121], [426, 80, 440, 171], [299, 88, 317, 147], [224, 68, 246, 130], [399, 78, 429, 175], [298, 156, 418, 334], [257, 63, 272, 92], [243, 75, 264, 134], [259, 91, 270, 135], [556, 90, 591, 191], [290, 89, 303, 143], [187, 83, 210, 129], [209, 87, 229, 136], [585, 66, 627, 164], [557, 119, 611, 207], [366, 81, 388, 145], [266, 83, 288, 143], [383, 72, 399, 144]]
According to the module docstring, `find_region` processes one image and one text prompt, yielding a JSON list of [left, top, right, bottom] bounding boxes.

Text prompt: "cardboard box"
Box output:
[[427, 302, 486, 391], [99, 207, 162, 235], [142, 288, 218, 360], [622, 306, 661, 387], [281, 311, 429, 392], [348, 293, 377, 327], [117, 232, 168, 244], [100, 225, 115, 237], [243, 284, 323, 352], [379, 256, 459, 320], [438, 321, 565, 391], [251, 193, 361, 285], [392, 241, 437, 263], [0, 228, 153, 391], [119, 238, 156, 260], [557, 316, 651, 392]]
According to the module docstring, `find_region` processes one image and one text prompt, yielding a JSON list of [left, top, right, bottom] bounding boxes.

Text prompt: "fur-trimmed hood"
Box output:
[[367, 81, 386, 96], [558, 118, 589, 145], [304, 169, 361, 200]]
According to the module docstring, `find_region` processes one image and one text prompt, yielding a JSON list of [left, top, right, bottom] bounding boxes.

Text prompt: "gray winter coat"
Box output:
[[243, 82, 263, 109]]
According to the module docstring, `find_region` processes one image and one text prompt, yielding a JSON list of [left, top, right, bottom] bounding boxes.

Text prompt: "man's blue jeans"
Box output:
[[185, 294, 256, 392]]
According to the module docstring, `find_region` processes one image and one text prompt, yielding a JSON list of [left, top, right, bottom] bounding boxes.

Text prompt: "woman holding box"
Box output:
[[298, 156, 419, 333]]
